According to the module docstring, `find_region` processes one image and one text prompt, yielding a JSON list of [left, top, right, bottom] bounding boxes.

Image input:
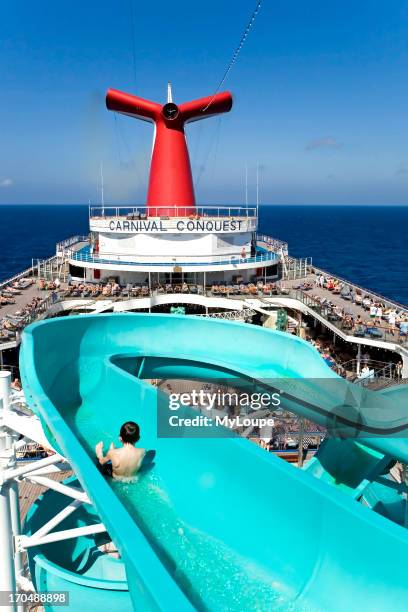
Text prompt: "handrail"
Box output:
[[0, 265, 35, 292], [285, 288, 408, 347], [339, 359, 397, 381], [311, 264, 408, 314], [341, 358, 396, 371], [89, 205, 257, 219], [256, 234, 289, 255], [56, 235, 89, 252], [67, 247, 280, 268], [1, 293, 57, 340]]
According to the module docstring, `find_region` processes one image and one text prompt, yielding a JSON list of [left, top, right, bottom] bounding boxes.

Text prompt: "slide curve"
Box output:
[[20, 313, 408, 611]]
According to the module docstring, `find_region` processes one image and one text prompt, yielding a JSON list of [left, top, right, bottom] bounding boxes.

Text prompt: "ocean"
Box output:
[[0, 204, 407, 305]]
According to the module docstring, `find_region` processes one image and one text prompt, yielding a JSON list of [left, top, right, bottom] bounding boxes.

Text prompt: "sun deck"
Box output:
[[2, 241, 408, 358], [282, 269, 408, 346]]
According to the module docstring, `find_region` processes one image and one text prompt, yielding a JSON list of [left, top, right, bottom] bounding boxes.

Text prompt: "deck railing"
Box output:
[[0, 265, 36, 292], [287, 288, 408, 348], [256, 234, 288, 255], [67, 248, 280, 268], [311, 264, 408, 316], [89, 205, 258, 219], [338, 359, 397, 386], [56, 235, 89, 253], [0, 292, 57, 346]]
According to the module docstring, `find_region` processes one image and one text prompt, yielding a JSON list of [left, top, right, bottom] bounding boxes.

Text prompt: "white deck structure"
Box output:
[[65, 205, 286, 282]]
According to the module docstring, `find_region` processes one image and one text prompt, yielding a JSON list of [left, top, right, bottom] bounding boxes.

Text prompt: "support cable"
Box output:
[[202, 0, 264, 112]]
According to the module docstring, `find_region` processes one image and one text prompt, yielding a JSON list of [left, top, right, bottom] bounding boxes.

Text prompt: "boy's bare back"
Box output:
[[108, 444, 145, 479], [95, 421, 145, 480]]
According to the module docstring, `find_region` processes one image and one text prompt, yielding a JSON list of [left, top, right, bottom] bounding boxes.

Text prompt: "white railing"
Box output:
[[0, 265, 35, 292], [0, 293, 57, 347], [256, 234, 288, 256], [56, 235, 89, 253], [67, 247, 280, 268], [311, 264, 408, 316], [89, 205, 257, 219]]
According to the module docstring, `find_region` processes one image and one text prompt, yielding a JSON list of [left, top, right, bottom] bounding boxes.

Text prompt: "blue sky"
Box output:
[[1, 0, 408, 205]]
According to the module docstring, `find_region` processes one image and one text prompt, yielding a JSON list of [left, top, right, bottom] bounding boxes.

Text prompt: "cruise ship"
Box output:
[[0, 84, 408, 612]]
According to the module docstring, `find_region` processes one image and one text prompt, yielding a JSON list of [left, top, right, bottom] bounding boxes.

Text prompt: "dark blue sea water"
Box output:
[[0, 205, 407, 305]]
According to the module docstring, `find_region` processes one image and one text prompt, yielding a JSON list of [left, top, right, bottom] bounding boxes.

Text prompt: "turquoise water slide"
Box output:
[[20, 314, 408, 611]]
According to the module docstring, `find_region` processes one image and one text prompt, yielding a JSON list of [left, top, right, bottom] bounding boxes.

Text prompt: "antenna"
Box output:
[[245, 164, 248, 207], [100, 162, 105, 216], [256, 161, 259, 207], [167, 82, 173, 103]]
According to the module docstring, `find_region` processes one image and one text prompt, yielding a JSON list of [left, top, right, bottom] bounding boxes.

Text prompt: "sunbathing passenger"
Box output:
[[11, 377, 22, 391], [95, 421, 146, 480]]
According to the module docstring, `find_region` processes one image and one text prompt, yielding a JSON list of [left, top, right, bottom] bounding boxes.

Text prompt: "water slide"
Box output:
[[20, 313, 408, 611]]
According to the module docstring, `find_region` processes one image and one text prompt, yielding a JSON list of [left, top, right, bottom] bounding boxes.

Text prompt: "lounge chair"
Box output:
[[365, 327, 383, 339], [340, 286, 352, 300], [7, 286, 22, 295], [353, 325, 366, 338], [3, 289, 19, 297], [18, 278, 33, 289], [1, 294, 16, 304], [123, 283, 133, 297]]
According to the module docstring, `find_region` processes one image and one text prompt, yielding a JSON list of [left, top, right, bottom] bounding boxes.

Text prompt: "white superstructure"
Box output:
[[65, 205, 286, 284]]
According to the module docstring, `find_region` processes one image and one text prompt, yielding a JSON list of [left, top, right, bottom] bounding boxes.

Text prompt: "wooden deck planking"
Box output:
[[0, 284, 51, 319], [19, 468, 73, 522], [284, 273, 400, 327]]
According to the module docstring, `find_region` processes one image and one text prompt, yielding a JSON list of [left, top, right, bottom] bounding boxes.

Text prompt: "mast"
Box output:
[[100, 163, 105, 216], [167, 82, 173, 103], [256, 161, 259, 207], [245, 164, 248, 207]]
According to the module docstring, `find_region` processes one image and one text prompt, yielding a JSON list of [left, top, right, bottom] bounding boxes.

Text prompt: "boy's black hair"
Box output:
[[120, 421, 140, 444]]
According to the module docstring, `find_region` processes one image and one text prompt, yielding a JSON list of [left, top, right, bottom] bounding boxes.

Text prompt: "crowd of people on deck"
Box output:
[[305, 331, 404, 383], [294, 273, 408, 340], [210, 281, 287, 296], [0, 277, 34, 307], [306, 336, 347, 374], [63, 282, 128, 299], [40, 279, 290, 299], [0, 277, 49, 341], [1, 295, 44, 340]]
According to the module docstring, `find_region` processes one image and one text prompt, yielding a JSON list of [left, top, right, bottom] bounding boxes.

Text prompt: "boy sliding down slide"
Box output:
[[95, 421, 147, 480]]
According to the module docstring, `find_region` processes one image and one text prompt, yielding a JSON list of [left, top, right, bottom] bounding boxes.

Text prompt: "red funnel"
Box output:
[[106, 88, 233, 217]]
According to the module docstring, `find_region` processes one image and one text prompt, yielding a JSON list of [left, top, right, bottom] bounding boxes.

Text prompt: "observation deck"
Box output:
[[77, 205, 285, 273], [67, 242, 280, 272], [89, 205, 258, 234]]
